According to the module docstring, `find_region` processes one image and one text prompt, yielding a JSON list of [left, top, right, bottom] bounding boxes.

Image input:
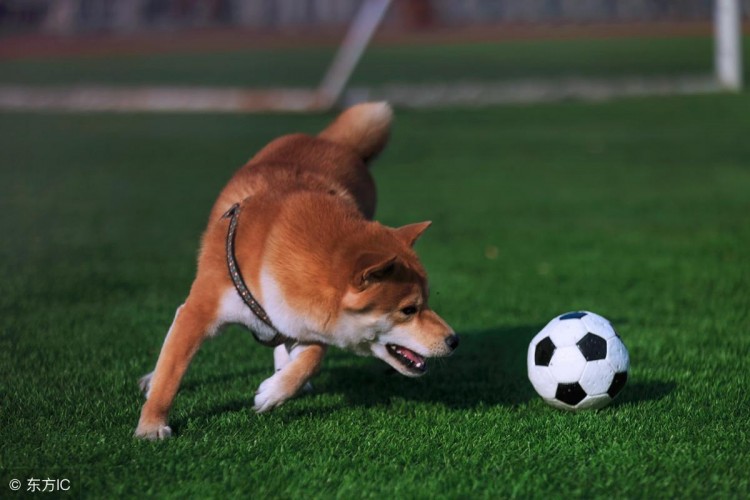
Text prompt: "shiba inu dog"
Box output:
[[135, 102, 458, 440]]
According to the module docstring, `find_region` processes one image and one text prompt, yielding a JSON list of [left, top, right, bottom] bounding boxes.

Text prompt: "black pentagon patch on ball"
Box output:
[[608, 371, 628, 398], [576, 332, 607, 361], [534, 337, 556, 366], [559, 311, 587, 320], [556, 382, 587, 406]]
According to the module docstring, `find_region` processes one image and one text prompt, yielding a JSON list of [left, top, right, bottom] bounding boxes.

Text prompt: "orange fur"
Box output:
[[135, 102, 457, 440]]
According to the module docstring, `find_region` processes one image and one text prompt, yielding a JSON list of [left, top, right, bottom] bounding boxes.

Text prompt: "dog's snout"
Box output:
[[445, 334, 460, 351]]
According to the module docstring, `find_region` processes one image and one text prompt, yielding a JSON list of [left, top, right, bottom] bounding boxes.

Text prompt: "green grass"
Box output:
[[2, 92, 750, 498], [3, 36, 746, 88]]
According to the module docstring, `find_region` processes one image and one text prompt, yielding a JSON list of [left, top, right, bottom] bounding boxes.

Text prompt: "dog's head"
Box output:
[[338, 221, 458, 376]]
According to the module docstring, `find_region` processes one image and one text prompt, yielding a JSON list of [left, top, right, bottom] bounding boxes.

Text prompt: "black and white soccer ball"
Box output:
[[527, 311, 629, 411]]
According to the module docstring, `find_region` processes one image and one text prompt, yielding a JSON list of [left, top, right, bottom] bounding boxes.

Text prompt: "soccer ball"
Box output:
[[527, 311, 629, 411]]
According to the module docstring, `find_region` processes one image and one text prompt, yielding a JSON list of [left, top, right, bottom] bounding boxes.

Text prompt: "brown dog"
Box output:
[[135, 102, 458, 439]]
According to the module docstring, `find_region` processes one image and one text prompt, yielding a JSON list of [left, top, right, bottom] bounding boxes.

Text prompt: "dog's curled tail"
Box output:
[[319, 101, 393, 163]]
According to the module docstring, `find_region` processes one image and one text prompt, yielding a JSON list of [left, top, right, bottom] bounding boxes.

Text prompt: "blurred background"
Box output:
[[0, 0, 746, 111], [0, 0, 740, 34]]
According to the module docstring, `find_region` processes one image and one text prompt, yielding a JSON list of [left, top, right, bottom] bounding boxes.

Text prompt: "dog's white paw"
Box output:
[[253, 375, 292, 413], [134, 422, 172, 440], [138, 372, 153, 398]]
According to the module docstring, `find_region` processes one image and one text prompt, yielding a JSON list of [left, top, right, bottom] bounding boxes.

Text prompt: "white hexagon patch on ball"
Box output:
[[527, 311, 629, 411]]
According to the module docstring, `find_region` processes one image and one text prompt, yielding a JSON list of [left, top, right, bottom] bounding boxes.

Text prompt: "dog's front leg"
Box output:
[[254, 343, 327, 413], [134, 300, 212, 439], [274, 342, 315, 393]]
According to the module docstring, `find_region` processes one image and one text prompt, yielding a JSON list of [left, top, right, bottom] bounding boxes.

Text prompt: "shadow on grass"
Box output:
[[179, 367, 264, 392], [170, 324, 538, 431], [172, 324, 677, 432], [611, 380, 676, 408], [320, 324, 539, 409]]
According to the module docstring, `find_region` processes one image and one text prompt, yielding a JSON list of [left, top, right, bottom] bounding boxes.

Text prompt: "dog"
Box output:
[[135, 102, 458, 440]]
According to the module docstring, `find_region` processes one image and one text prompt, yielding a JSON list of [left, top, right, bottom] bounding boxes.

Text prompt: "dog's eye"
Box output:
[[400, 306, 418, 316]]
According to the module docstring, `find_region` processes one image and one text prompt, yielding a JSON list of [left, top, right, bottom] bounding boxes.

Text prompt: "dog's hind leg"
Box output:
[[254, 343, 327, 413], [138, 371, 153, 396], [134, 300, 213, 440], [138, 304, 184, 399]]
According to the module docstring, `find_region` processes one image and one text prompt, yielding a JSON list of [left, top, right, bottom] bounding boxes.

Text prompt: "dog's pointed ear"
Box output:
[[353, 253, 397, 289], [394, 221, 432, 247]]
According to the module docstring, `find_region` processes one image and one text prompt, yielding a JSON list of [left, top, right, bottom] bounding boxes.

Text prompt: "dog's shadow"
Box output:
[[319, 325, 539, 409], [182, 324, 677, 427]]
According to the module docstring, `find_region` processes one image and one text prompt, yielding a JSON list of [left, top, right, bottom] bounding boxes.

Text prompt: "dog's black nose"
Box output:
[[445, 334, 460, 351]]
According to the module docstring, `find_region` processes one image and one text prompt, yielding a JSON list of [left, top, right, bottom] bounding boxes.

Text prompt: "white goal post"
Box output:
[[316, 0, 393, 107], [715, 0, 744, 91]]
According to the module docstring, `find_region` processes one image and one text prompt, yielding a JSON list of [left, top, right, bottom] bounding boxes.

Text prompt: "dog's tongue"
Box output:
[[398, 346, 424, 364]]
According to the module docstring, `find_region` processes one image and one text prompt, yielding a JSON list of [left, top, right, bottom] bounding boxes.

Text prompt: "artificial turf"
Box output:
[[1, 93, 749, 497]]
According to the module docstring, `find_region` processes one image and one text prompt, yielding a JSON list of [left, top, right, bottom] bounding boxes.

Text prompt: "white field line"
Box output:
[[345, 75, 721, 108], [0, 76, 721, 113], [0, 85, 323, 112]]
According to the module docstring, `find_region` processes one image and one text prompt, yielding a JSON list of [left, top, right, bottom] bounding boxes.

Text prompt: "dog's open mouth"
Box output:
[[386, 344, 427, 374]]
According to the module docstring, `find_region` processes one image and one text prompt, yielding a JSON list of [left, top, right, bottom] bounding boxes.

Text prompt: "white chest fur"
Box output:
[[215, 271, 385, 352], [213, 287, 281, 342]]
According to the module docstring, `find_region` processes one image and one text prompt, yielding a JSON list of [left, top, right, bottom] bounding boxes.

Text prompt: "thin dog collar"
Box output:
[[223, 202, 287, 347]]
